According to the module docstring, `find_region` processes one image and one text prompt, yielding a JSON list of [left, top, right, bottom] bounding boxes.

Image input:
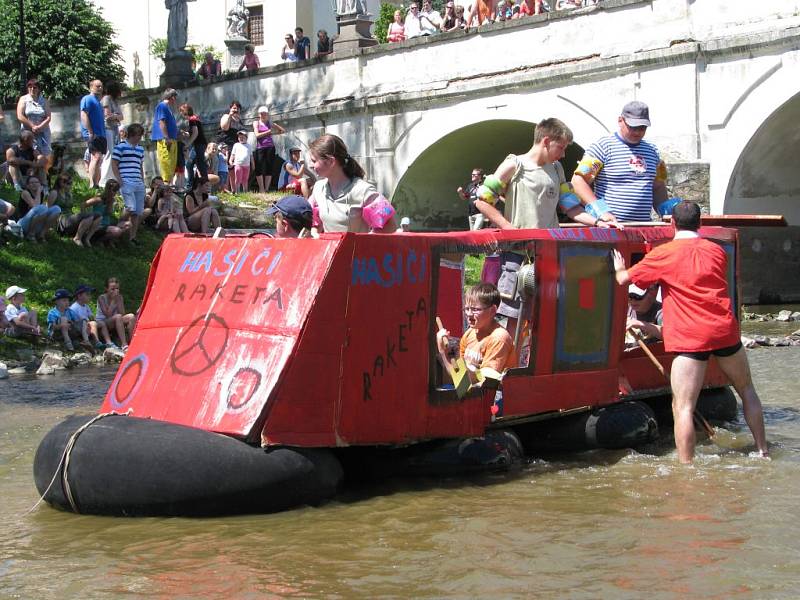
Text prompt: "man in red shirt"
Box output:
[[612, 201, 768, 463]]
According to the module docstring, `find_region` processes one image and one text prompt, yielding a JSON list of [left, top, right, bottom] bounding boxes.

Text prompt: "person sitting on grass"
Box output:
[[4, 285, 40, 338], [96, 277, 136, 351], [0, 296, 11, 334], [70, 284, 108, 350], [185, 177, 221, 234], [47, 288, 85, 352], [17, 174, 61, 242], [0, 197, 15, 227], [85, 180, 131, 247], [436, 282, 516, 386], [5, 130, 47, 192], [50, 172, 101, 247], [279, 147, 313, 198], [153, 179, 189, 233], [267, 195, 313, 238]]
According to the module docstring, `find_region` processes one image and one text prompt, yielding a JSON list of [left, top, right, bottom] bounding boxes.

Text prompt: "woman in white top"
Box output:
[[281, 34, 298, 62], [308, 134, 397, 233], [16, 79, 51, 157]]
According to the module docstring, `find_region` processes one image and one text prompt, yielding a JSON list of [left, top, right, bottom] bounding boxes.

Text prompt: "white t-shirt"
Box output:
[[5, 304, 28, 322], [311, 177, 380, 233], [419, 9, 442, 35], [70, 301, 94, 322], [230, 142, 252, 167]]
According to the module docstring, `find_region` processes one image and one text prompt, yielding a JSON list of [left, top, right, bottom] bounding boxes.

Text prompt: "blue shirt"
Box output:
[[151, 101, 178, 141], [111, 141, 145, 185], [296, 36, 311, 60], [79, 94, 106, 140], [47, 307, 78, 336], [584, 133, 661, 222]]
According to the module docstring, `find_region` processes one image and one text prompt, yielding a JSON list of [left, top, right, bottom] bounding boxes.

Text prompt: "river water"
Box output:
[[2, 347, 800, 599]]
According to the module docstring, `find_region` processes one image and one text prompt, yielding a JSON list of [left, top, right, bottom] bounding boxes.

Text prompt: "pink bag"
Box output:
[[361, 195, 396, 230]]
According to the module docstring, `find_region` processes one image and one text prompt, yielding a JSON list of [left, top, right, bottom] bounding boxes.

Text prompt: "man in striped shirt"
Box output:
[[112, 123, 146, 246], [571, 101, 669, 223]]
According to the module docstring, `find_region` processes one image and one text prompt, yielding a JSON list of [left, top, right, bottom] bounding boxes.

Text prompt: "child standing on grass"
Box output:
[[47, 289, 83, 351], [229, 130, 254, 193]]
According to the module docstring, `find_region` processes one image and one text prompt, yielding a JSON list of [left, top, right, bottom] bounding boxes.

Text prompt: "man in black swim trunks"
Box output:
[[613, 201, 768, 463]]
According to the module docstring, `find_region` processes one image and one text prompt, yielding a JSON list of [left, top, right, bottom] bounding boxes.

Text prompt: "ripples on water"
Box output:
[[1, 350, 799, 598]]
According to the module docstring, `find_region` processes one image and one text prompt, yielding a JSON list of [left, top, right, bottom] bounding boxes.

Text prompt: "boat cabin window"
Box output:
[[430, 245, 538, 394]]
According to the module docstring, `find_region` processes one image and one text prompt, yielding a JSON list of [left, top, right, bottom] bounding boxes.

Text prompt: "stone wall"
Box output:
[[666, 162, 710, 212]]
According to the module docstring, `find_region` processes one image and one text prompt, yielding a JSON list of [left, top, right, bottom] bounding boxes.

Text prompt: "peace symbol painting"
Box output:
[[101, 236, 341, 438]]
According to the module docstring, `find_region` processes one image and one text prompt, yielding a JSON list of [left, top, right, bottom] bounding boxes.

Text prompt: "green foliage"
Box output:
[[0, 0, 125, 103], [375, 3, 401, 44], [149, 37, 223, 68], [149, 37, 169, 60]]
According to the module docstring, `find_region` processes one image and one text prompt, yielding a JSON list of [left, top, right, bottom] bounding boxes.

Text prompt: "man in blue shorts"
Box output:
[[112, 123, 146, 246], [79, 80, 106, 188], [571, 101, 670, 223]]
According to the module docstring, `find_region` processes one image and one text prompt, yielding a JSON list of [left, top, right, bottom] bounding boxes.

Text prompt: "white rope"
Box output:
[[27, 410, 131, 515]]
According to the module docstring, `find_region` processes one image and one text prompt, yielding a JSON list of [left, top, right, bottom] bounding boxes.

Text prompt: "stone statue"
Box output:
[[226, 0, 250, 39], [336, 0, 367, 17], [165, 0, 196, 54], [132, 52, 145, 89]]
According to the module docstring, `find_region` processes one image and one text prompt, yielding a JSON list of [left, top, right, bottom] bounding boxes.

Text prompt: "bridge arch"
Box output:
[[391, 118, 584, 230], [707, 57, 800, 223]]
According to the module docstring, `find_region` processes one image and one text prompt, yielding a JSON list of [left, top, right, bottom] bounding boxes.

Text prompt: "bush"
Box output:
[[0, 0, 125, 103]]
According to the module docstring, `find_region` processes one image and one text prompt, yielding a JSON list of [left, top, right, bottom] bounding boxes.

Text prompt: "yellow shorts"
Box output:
[[156, 140, 177, 182]]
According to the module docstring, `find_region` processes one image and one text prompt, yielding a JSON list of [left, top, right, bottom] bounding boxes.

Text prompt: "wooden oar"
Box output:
[[435, 317, 470, 398], [627, 327, 716, 439]]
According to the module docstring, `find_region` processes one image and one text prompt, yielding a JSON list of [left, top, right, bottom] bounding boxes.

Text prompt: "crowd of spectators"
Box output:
[[390, 0, 601, 40], [1, 279, 137, 353]]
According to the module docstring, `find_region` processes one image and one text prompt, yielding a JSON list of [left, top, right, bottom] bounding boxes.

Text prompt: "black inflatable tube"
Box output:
[[33, 414, 343, 517], [513, 400, 659, 453]]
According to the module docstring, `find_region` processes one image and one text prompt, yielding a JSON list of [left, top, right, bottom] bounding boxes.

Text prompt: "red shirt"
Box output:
[[627, 236, 740, 353]]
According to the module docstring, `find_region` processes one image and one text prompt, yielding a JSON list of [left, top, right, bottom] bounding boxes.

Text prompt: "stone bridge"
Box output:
[[12, 0, 800, 229]]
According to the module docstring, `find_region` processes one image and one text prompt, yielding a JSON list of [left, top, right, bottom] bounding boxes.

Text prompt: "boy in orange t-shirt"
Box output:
[[437, 283, 516, 384]]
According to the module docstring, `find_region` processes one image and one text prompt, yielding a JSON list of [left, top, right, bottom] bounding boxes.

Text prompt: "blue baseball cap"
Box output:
[[52, 288, 72, 301], [74, 284, 95, 296], [267, 195, 312, 221]]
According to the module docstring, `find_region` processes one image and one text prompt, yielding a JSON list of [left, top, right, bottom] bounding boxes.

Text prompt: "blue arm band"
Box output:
[[585, 198, 610, 219]]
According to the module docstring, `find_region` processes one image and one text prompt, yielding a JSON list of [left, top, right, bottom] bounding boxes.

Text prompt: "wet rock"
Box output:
[[8, 366, 27, 375], [67, 352, 92, 368], [792, 312, 800, 321], [775, 310, 794, 322], [0, 362, 7, 379], [741, 336, 759, 349], [772, 337, 792, 347], [751, 335, 771, 346], [36, 350, 68, 375], [792, 328, 800, 338], [103, 347, 125, 364]]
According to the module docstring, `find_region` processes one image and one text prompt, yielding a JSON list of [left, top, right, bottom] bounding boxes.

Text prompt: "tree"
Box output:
[[375, 3, 400, 44], [0, 0, 125, 103], [149, 37, 223, 68]]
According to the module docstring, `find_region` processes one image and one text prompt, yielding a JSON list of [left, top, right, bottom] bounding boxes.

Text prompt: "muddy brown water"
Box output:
[[2, 349, 799, 599]]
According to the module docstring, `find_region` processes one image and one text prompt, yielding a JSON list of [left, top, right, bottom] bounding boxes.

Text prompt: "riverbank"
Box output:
[[1, 186, 284, 364]]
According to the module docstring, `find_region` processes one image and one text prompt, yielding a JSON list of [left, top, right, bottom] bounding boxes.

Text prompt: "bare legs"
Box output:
[[88, 150, 102, 187], [671, 349, 768, 464]]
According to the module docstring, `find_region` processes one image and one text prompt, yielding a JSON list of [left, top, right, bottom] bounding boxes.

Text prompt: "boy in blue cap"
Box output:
[[70, 284, 107, 349], [47, 289, 82, 351], [266, 195, 313, 238]]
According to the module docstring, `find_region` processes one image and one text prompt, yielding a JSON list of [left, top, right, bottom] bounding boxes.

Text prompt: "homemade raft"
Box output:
[[34, 224, 742, 516]]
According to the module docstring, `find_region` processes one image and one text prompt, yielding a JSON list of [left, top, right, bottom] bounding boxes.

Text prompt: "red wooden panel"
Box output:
[[337, 235, 433, 444], [100, 235, 342, 438]]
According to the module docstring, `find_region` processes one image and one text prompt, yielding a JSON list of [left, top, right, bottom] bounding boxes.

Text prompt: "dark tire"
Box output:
[[33, 414, 343, 517]]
